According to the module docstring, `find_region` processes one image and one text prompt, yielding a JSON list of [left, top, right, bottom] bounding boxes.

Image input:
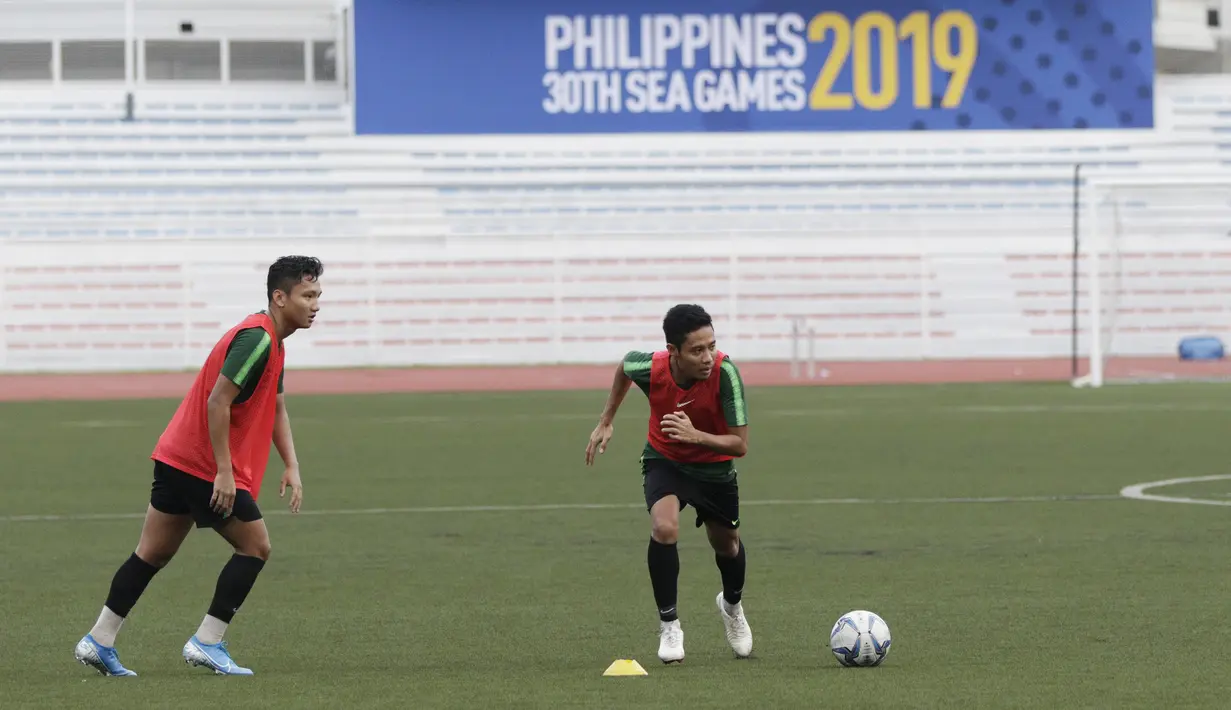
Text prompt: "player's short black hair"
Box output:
[[266, 255, 324, 301], [663, 303, 713, 349]]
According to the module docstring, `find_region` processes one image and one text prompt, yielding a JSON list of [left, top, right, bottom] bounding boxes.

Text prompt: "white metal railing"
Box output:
[[0, 168, 1171, 191], [0, 86, 347, 114], [0, 174, 1208, 244], [2, 234, 1085, 373], [4, 213, 1223, 373], [0, 131, 1194, 154]]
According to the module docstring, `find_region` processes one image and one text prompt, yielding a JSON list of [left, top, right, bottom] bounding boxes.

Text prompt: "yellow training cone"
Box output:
[[603, 659, 648, 676]]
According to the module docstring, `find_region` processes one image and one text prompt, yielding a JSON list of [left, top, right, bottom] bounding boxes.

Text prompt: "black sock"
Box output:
[[206, 554, 266, 623], [103, 553, 161, 618], [716, 541, 746, 606], [647, 538, 680, 622]]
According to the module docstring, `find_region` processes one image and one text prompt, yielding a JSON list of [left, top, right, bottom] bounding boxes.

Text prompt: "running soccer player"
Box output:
[[585, 303, 752, 664], [73, 255, 323, 677]]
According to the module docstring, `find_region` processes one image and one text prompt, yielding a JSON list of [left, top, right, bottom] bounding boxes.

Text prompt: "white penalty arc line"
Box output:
[[1119, 474, 1231, 506], [0, 493, 1123, 523]]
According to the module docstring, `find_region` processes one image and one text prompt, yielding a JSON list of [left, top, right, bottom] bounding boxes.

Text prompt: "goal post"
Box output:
[[1073, 170, 1231, 388]]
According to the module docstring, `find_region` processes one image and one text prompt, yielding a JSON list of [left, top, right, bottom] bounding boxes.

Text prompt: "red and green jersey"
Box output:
[[219, 319, 285, 402], [623, 350, 748, 482], [151, 312, 285, 499]]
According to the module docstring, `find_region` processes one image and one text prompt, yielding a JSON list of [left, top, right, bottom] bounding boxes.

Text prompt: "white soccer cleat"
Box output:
[[657, 619, 685, 664], [716, 593, 753, 658]]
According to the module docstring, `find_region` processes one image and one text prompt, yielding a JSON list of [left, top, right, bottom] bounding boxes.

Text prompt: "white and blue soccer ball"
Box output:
[[829, 610, 892, 667]]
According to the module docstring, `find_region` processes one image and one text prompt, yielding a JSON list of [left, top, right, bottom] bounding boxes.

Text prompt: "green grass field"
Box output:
[[3, 380, 1231, 709]]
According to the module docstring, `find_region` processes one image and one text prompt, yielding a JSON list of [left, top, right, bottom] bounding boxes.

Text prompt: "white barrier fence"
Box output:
[[4, 185, 1231, 375], [0, 233, 1082, 373]]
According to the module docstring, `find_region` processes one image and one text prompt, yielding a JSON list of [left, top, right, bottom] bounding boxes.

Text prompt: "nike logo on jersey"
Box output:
[[676, 399, 694, 407]]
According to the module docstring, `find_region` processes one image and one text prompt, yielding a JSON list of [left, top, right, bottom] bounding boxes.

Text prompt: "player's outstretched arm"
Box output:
[[273, 393, 303, 513], [585, 360, 632, 466], [206, 375, 241, 515]]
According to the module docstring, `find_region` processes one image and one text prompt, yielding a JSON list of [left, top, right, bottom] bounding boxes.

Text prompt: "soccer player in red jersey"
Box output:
[[73, 256, 323, 677], [585, 303, 752, 664]]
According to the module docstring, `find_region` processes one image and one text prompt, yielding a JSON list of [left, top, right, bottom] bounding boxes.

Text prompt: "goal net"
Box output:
[[1073, 173, 1231, 387]]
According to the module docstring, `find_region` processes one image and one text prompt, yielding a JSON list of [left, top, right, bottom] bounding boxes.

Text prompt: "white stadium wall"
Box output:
[[0, 1, 1229, 375], [3, 76, 1231, 374]]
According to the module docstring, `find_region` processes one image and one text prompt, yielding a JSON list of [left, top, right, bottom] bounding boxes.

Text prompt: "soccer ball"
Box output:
[[829, 610, 892, 667]]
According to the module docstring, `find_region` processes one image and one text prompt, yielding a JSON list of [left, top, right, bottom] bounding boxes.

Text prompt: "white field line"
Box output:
[[0, 493, 1124, 523], [1120, 475, 1231, 507], [9, 401, 1231, 431]]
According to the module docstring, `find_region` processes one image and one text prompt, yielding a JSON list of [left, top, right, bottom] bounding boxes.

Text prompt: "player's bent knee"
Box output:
[[651, 519, 679, 544], [134, 531, 174, 566], [247, 540, 272, 561], [134, 531, 188, 567], [134, 547, 175, 568], [706, 527, 740, 557], [235, 535, 271, 561], [648, 495, 680, 543], [218, 518, 272, 560]]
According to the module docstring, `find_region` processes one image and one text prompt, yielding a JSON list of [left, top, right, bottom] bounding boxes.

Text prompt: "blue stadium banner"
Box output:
[[353, 0, 1155, 134]]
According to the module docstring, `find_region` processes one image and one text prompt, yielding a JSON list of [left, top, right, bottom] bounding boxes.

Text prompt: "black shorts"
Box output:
[[642, 457, 740, 530], [149, 460, 263, 530]]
